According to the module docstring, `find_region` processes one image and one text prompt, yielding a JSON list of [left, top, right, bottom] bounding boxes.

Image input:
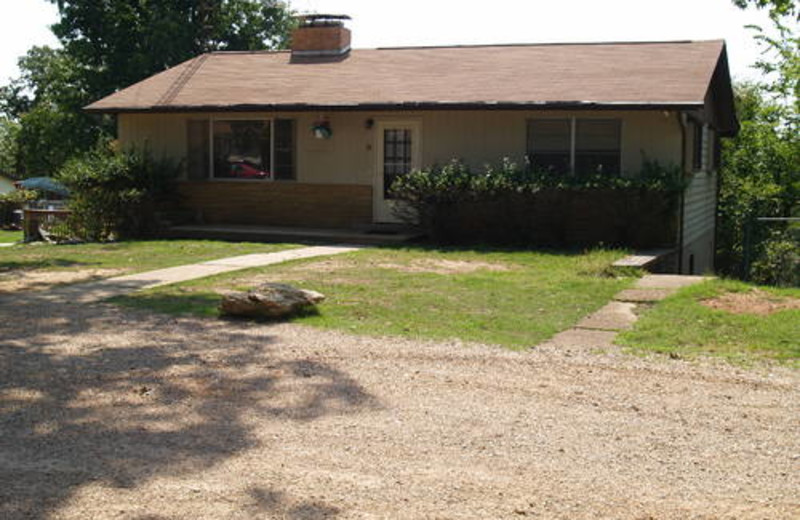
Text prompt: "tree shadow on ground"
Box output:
[[0, 292, 377, 519], [0, 258, 90, 272], [247, 487, 341, 519]]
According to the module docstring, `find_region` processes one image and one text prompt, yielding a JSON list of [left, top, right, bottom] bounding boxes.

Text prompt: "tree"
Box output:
[[732, 0, 799, 119], [732, 0, 798, 20], [0, 1, 293, 177], [47, 0, 293, 99], [716, 84, 799, 279], [0, 118, 20, 178], [721, 0, 800, 284], [0, 47, 102, 177]]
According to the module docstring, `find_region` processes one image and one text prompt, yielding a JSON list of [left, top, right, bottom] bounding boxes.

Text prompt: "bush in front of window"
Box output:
[[56, 141, 180, 241], [390, 157, 686, 247]]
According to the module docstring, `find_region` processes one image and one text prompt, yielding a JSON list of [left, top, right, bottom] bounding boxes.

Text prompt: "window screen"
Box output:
[[575, 120, 621, 176], [527, 120, 571, 175], [186, 120, 209, 180]]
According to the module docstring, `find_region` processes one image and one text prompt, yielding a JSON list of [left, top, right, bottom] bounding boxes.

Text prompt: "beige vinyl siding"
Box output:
[[118, 113, 190, 164], [682, 170, 717, 273], [117, 110, 683, 185]]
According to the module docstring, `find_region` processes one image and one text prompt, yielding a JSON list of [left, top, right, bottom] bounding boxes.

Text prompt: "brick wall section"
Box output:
[[177, 181, 372, 229], [291, 26, 351, 53]]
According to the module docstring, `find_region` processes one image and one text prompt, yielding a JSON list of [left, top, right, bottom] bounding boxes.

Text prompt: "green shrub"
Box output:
[[389, 158, 685, 246], [750, 231, 800, 287], [0, 189, 37, 227], [56, 143, 179, 241]]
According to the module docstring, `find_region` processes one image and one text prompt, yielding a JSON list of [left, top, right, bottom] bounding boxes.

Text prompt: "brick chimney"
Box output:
[[291, 14, 352, 58]]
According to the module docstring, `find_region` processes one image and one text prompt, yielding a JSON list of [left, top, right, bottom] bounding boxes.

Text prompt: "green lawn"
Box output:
[[617, 279, 800, 366], [0, 230, 22, 243], [115, 247, 636, 349], [0, 239, 298, 277]]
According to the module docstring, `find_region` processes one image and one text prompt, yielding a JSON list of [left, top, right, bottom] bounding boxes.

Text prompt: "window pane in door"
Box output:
[[213, 120, 272, 180], [527, 119, 571, 174], [383, 128, 412, 198]]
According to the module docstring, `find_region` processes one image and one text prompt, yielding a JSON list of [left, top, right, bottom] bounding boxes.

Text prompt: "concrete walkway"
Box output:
[[31, 245, 361, 304], [537, 274, 711, 351]]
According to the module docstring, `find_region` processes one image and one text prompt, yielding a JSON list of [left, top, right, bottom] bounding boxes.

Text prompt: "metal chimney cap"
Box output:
[[297, 14, 352, 27]]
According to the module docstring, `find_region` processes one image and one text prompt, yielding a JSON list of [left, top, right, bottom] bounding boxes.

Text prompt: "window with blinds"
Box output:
[[526, 119, 571, 175], [527, 118, 621, 176]]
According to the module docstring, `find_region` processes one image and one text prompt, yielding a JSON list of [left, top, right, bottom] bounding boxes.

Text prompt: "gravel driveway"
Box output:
[[1, 292, 798, 519]]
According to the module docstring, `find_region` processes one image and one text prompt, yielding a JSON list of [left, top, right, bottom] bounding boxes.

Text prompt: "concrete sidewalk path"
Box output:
[[20, 245, 361, 304], [536, 274, 712, 352]]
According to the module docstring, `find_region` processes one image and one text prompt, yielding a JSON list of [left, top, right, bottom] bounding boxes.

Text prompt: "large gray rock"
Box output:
[[219, 283, 325, 319]]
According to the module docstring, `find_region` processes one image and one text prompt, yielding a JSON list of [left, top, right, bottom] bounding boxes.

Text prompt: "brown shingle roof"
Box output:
[[85, 40, 727, 113]]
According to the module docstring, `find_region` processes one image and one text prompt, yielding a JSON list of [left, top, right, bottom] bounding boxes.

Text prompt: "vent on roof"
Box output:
[[291, 14, 352, 58]]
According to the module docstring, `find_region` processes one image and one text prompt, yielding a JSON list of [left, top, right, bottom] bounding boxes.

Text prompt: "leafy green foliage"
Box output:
[[0, 118, 20, 178], [390, 158, 685, 246], [750, 230, 800, 287], [0, 1, 294, 178], [46, 0, 294, 100], [391, 158, 684, 206], [0, 47, 104, 177], [0, 189, 37, 227], [732, 0, 798, 20], [717, 84, 799, 281], [56, 143, 180, 241]]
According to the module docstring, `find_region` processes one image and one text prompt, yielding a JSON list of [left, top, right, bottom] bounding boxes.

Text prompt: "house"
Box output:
[[85, 14, 738, 274], [0, 174, 14, 195]]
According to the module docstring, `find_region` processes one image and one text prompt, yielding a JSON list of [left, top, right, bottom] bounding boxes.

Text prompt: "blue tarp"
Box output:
[[18, 177, 70, 197]]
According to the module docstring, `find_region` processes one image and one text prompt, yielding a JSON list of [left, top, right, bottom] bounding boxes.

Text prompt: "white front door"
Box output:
[[374, 121, 421, 223]]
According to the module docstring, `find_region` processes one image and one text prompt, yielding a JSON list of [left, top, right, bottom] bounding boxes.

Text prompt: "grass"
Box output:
[[0, 230, 22, 243], [115, 246, 636, 349], [617, 279, 800, 366], [0, 239, 298, 276]]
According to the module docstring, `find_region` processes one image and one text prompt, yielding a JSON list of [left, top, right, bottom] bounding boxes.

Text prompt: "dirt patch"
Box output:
[[378, 258, 512, 275], [0, 268, 126, 293], [702, 289, 800, 315], [229, 257, 511, 287]]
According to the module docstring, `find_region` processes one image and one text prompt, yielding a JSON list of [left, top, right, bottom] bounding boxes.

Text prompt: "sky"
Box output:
[[0, 0, 777, 87]]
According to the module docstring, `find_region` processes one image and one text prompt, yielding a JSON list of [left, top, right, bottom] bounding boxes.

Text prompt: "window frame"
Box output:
[[692, 121, 708, 172], [526, 117, 623, 176], [186, 115, 296, 182]]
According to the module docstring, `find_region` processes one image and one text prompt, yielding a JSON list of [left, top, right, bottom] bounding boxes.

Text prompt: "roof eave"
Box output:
[[85, 100, 705, 115]]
